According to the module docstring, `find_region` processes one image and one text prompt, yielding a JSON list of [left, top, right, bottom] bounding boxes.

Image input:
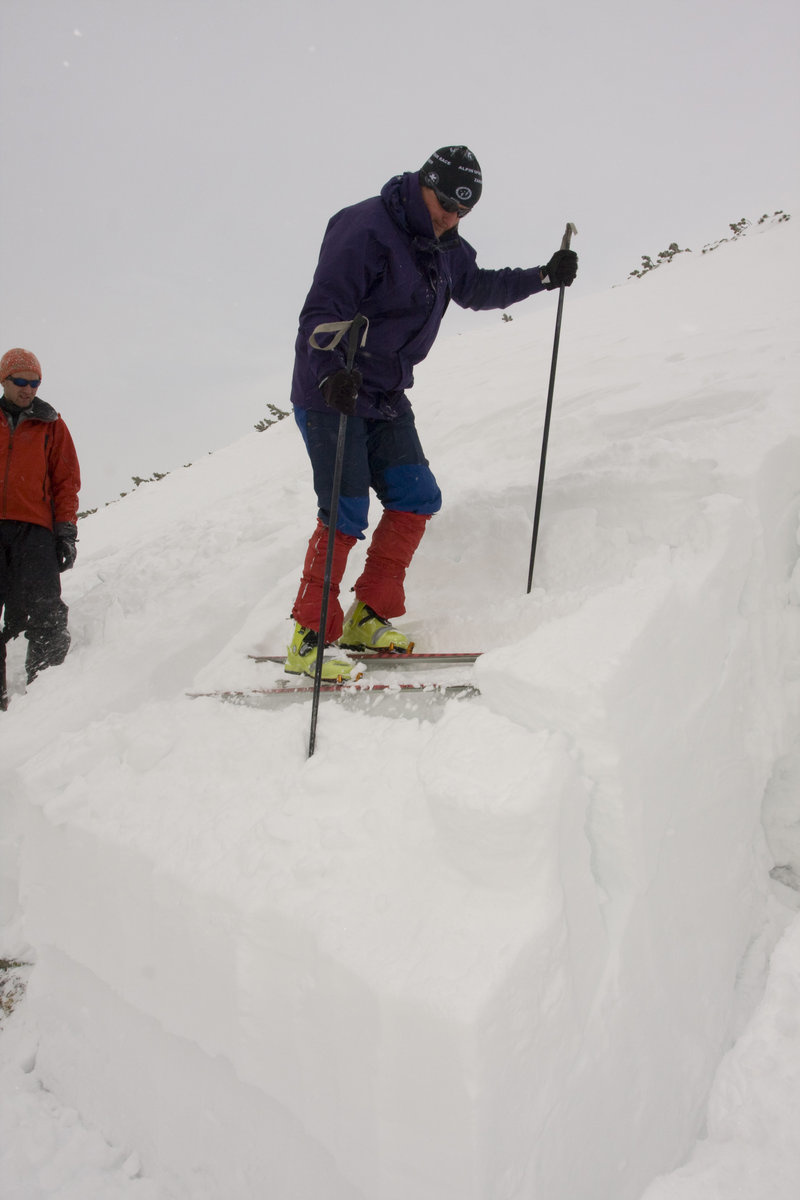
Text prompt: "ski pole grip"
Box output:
[[309, 315, 370, 359], [561, 222, 578, 251]]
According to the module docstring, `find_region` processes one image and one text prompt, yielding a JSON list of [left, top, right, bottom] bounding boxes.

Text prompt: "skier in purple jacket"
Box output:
[[285, 145, 578, 680]]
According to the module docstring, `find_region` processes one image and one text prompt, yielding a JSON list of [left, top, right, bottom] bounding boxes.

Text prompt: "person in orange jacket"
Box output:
[[1, 348, 81, 709]]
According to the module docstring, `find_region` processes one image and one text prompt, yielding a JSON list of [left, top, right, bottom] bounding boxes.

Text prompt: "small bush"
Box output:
[[629, 242, 690, 279], [0, 958, 31, 1023], [254, 403, 290, 432]]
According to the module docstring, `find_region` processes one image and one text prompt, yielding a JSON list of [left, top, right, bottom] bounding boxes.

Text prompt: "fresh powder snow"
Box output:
[[1, 215, 798, 1199]]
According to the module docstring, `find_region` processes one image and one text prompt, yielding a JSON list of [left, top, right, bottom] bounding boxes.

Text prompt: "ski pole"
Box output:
[[526, 222, 577, 594], [307, 313, 368, 758]]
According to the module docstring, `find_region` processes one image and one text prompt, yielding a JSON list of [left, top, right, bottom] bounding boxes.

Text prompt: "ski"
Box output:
[[189, 680, 479, 712], [194, 682, 478, 697], [249, 651, 481, 668]]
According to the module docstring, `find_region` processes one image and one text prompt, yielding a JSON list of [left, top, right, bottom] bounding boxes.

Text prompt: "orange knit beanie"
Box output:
[[0, 348, 42, 381]]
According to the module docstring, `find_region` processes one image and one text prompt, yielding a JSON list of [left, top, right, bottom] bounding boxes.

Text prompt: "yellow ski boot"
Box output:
[[338, 601, 413, 654], [285, 623, 358, 682]]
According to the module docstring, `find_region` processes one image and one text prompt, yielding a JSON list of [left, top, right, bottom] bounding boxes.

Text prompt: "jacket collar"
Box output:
[[1, 395, 58, 427]]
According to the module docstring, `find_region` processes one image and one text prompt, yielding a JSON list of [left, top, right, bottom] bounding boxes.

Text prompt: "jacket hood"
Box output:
[[380, 171, 461, 252]]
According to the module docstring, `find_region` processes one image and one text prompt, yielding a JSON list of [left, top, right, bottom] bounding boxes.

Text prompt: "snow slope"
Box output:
[[1, 216, 799, 1199]]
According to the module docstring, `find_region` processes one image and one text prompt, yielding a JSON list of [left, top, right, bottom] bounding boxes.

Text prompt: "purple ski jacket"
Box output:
[[291, 171, 547, 421]]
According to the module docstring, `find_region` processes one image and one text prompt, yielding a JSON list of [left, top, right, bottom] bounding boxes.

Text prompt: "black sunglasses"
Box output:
[[8, 377, 41, 389], [429, 185, 471, 218]]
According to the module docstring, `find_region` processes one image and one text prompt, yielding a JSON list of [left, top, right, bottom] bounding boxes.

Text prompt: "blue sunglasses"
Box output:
[[8, 377, 41, 388]]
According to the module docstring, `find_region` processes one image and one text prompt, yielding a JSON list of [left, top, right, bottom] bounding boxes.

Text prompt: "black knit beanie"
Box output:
[[419, 146, 482, 207]]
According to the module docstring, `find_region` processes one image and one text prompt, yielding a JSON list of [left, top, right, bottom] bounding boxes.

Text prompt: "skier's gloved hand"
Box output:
[[540, 249, 578, 290], [55, 522, 78, 572], [321, 368, 363, 416]]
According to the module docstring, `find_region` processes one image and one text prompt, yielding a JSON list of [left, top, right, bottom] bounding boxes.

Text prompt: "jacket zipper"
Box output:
[[1, 421, 13, 520], [42, 431, 51, 507]]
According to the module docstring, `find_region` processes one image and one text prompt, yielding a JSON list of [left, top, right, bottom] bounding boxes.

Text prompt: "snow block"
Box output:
[[14, 476, 795, 1199], [7, 220, 800, 1198]]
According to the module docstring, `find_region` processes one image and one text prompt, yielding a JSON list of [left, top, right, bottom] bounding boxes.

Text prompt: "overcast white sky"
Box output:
[[1, 0, 798, 510]]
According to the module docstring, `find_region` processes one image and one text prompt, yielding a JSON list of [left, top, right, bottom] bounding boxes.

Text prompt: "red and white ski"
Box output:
[[190, 679, 479, 708], [249, 651, 481, 668]]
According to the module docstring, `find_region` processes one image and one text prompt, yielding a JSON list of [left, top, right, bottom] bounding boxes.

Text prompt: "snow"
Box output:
[[1, 216, 799, 1198]]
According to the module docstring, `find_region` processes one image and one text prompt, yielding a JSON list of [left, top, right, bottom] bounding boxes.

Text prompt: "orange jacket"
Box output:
[[0, 397, 81, 529]]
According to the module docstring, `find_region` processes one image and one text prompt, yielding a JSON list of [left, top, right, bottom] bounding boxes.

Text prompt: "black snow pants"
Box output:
[[1, 520, 70, 707]]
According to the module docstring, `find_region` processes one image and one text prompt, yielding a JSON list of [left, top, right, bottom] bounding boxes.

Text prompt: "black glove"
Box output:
[[321, 368, 363, 416], [541, 249, 578, 290], [55, 522, 78, 572]]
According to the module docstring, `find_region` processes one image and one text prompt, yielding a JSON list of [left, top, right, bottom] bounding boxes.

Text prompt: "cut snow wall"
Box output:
[[443, 492, 780, 1198]]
